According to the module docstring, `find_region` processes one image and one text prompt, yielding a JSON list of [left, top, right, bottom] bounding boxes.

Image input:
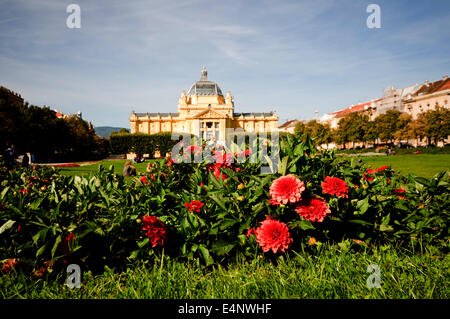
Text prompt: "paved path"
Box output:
[[337, 152, 386, 156]]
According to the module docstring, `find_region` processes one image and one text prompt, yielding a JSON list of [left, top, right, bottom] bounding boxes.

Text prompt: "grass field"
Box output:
[[2, 243, 448, 299], [57, 159, 162, 177], [56, 155, 450, 179], [357, 154, 450, 178]]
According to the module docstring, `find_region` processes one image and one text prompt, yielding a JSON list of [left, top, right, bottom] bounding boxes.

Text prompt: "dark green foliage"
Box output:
[[0, 89, 108, 162], [109, 132, 186, 158]]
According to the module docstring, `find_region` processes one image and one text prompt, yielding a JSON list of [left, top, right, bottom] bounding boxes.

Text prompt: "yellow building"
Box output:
[[129, 67, 278, 141]]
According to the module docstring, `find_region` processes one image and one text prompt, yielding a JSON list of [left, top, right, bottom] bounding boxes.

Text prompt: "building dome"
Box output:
[[187, 67, 223, 96]]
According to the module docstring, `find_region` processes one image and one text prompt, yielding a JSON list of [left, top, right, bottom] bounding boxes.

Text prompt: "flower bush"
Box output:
[[0, 135, 449, 275]]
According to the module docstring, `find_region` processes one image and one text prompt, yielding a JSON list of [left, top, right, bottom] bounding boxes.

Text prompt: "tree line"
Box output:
[[295, 106, 450, 149], [0, 88, 109, 162]]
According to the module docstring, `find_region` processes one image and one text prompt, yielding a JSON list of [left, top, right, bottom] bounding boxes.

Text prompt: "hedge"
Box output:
[[109, 132, 185, 158]]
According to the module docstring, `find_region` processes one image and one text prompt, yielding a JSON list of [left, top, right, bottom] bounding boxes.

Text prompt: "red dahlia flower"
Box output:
[[184, 200, 204, 212], [376, 165, 390, 172], [255, 218, 293, 253], [321, 176, 349, 198], [1, 259, 18, 273], [269, 175, 305, 205], [140, 176, 149, 185], [142, 215, 167, 247], [295, 197, 331, 222], [363, 173, 374, 182], [394, 187, 405, 193]]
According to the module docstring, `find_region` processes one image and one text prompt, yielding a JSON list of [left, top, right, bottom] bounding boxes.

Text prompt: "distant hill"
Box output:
[[94, 126, 128, 138]]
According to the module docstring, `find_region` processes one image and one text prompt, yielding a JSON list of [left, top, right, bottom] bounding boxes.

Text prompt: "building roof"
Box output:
[[436, 78, 450, 92], [233, 112, 276, 117], [279, 119, 299, 128], [134, 112, 179, 117], [331, 99, 381, 117], [415, 76, 450, 96], [187, 67, 223, 96]]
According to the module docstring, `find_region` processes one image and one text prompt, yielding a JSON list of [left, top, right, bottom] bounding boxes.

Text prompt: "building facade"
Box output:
[[129, 68, 278, 141], [402, 76, 450, 119], [278, 119, 299, 134]]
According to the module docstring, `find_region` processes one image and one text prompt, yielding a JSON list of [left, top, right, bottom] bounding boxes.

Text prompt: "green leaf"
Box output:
[[137, 237, 149, 248], [348, 219, 373, 226], [414, 176, 431, 187], [381, 213, 390, 225], [30, 196, 45, 210], [209, 193, 228, 212], [219, 219, 238, 231], [278, 156, 289, 175], [356, 197, 369, 214], [0, 220, 15, 234], [51, 235, 62, 258], [198, 245, 214, 266], [32, 228, 48, 245], [293, 143, 304, 156], [237, 234, 247, 245], [129, 250, 139, 259], [36, 244, 47, 258], [380, 224, 394, 232], [0, 186, 9, 200], [211, 240, 235, 256], [299, 220, 315, 230]]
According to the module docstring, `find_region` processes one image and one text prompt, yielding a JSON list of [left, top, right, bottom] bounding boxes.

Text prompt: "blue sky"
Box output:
[[0, 0, 449, 127]]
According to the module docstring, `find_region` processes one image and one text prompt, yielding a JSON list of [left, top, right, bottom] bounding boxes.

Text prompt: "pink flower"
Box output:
[[269, 175, 305, 205], [321, 176, 349, 198], [295, 197, 331, 222], [255, 218, 293, 253]]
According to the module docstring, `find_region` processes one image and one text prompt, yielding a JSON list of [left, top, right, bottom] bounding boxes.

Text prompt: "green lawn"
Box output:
[[2, 244, 448, 299], [352, 154, 450, 178], [57, 155, 450, 179], [58, 159, 162, 177]]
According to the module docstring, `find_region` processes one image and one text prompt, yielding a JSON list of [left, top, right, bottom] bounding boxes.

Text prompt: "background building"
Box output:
[[403, 76, 450, 119], [129, 68, 278, 141]]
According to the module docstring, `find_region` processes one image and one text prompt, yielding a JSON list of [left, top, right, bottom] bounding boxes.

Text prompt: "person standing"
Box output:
[[22, 153, 29, 168]]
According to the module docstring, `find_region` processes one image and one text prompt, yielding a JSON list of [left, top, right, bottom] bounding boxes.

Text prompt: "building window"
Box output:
[[200, 121, 219, 141]]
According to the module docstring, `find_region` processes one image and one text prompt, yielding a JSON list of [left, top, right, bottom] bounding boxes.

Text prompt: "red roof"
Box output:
[[436, 79, 450, 92], [332, 99, 381, 117]]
